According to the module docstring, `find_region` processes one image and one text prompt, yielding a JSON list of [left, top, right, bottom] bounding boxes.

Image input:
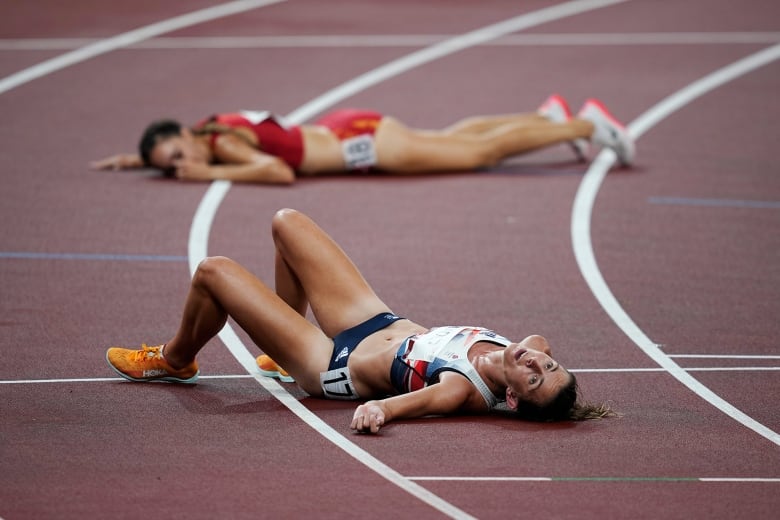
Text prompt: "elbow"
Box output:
[[267, 161, 296, 185], [276, 168, 296, 185]]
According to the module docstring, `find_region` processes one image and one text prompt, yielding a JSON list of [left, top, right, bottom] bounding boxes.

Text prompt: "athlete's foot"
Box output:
[[537, 94, 589, 162], [106, 344, 199, 383], [256, 354, 295, 383], [577, 99, 635, 166]]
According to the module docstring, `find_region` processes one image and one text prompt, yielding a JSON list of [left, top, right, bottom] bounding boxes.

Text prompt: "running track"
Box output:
[[1, 1, 778, 518]]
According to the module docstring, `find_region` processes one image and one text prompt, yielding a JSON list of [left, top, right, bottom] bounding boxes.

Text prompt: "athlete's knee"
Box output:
[[272, 207, 301, 228], [272, 207, 317, 245], [193, 256, 235, 288]]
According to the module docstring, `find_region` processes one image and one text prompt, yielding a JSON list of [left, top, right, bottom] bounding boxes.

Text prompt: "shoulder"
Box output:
[[437, 372, 490, 413]]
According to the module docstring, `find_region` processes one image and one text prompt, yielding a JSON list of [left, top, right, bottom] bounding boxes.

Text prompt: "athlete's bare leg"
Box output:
[[271, 208, 393, 337], [162, 209, 390, 394], [375, 116, 594, 173], [441, 113, 549, 136]]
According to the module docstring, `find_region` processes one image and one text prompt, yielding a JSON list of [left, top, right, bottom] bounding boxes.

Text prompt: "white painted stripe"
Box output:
[[680, 367, 780, 372], [410, 477, 553, 481], [700, 478, 780, 482], [2, 32, 778, 50], [0, 0, 286, 95], [188, 1, 629, 517], [409, 476, 780, 482], [647, 196, 780, 209], [494, 32, 780, 45], [669, 354, 780, 360], [571, 43, 780, 446], [573, 367, 780, 373], [629, 43, 780, 139], [0, 374, 254, 384], [2, 365, 778, 384]]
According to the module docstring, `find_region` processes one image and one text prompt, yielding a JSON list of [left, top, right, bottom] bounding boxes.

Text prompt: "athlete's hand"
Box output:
[[173, 158, 212, 181], [351, 401, 387, 434], [90, 153, 143, 171]]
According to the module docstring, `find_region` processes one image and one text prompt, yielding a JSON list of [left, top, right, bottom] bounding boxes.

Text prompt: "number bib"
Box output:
[[320, 367, 360, 400], [341, 134, 377, 170]]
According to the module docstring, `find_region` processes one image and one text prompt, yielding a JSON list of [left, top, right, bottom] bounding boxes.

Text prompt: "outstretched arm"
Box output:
[[90, 153, 144, 171], [350, 373, 479, 434]]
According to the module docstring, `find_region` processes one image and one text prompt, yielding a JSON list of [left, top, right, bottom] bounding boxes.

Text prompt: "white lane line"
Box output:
[[647, 196, 780, 209], [3, 32, 779, 50], [189, 1, 629, 518], [3, 365, 779, 384], [573, 367, 780, 373], [0, 0, 286, 95], [669, 354, 780, 359], [408, 476, 780, 483], [571, 43, 780, 447], [0, 375, 254, 384]]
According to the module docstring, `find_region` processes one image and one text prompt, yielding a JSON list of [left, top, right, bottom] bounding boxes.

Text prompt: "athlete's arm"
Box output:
[[90, 153, 144, 171], [350, 373, 480, 434], [182, 133, 295, 184]]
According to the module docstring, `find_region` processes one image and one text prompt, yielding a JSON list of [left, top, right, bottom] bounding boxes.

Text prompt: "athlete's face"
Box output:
[[503, 335, 571, 408], [149, 129, 207, 175]]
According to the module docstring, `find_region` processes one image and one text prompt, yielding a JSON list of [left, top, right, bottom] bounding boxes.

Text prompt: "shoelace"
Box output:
[[131, 344, 162, 363]]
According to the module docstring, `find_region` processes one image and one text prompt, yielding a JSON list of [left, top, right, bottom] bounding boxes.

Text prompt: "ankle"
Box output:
[[572, 119, 595, 139], [160, 344, 191, 370]]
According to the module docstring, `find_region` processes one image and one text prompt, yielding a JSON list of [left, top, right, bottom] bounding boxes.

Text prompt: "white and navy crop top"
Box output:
[[389, 326, 512, 408]]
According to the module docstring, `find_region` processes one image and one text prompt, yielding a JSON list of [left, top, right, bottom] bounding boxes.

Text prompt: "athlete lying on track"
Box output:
[[92, 95, 634, 184], [106, 208, 613, 433]]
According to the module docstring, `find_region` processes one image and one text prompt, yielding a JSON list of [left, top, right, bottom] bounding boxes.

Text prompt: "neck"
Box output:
[[472, 345, 507, 400]]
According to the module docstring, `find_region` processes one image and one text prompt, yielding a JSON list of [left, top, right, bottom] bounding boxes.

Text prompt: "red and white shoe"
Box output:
[[577, 99, 635, 166], [537, 94, 589, 162]]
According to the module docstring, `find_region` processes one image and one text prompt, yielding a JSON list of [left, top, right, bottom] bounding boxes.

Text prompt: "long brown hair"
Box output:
[[513, 373, 617, 421]]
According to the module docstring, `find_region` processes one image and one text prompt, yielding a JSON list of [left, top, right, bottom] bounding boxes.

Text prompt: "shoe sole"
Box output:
[[105, 351, 200, 383], [257, 367, 295, 383]]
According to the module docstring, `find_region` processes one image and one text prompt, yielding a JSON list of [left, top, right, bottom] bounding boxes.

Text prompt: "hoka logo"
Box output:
[[143, 369, 168, 377], [334, 347, 349, 363]]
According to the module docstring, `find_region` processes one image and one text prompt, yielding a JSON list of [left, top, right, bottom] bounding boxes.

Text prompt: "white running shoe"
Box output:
[[537, 94, 589, 162], [577, 99, 635, 166]]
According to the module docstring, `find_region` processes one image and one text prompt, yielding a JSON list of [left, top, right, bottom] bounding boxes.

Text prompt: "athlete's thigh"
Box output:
[[196, 256, 332, 392], [272, 209, 391, 337], [375, 117, 484, 172]]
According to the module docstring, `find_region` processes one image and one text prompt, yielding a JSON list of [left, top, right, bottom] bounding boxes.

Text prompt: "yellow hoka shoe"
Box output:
[[256, 354, 294, 383], [106, 344, 199, 383]]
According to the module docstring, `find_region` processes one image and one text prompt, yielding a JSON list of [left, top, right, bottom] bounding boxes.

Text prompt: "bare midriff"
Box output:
[[348, 319, 428, 397]]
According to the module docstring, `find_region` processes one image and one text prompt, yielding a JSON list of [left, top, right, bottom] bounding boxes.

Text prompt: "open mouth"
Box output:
[[514, 347, 528, 361]]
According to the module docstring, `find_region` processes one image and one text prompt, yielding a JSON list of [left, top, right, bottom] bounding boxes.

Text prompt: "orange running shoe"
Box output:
[[106, 344, 199, 383], [256, 354, 294, 383]]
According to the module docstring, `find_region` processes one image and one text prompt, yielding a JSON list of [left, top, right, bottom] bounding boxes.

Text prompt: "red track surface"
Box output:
[[1, 1, 778, 518]]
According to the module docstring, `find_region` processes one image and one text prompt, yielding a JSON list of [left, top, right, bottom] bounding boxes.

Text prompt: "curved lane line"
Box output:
[[189, 1, 630, 517], [0, 0, 286, 95], [571, 43, 780, 446]]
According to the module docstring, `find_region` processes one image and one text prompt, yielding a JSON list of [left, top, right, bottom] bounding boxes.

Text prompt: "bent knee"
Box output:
[[272, 208, 301, 228], [193, 256, 235, 286], [271, 207, 310, 242]]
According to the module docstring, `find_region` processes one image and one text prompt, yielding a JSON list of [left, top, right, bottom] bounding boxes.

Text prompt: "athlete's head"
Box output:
[[139, 119, 207, 177], [503, 335, 612, 421]]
